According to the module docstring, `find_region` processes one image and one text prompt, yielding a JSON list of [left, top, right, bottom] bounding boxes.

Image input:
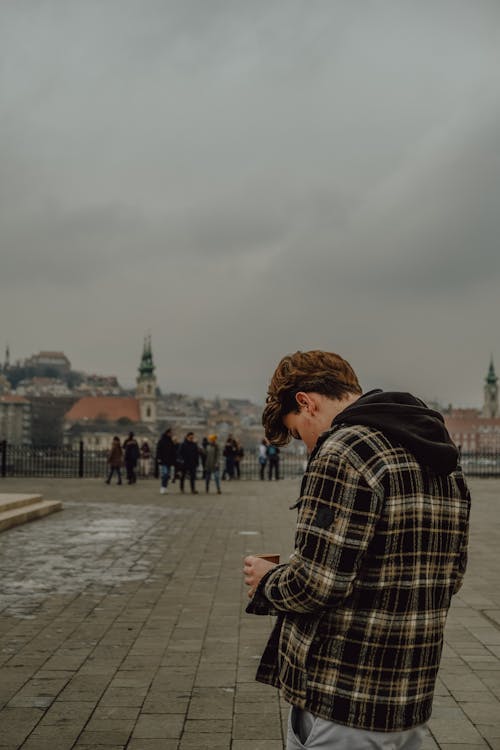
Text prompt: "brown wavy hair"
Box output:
[[262, 350, 362, 445]]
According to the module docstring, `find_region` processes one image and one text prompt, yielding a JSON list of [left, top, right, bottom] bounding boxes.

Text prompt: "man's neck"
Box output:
[[326, 392, 361, 424], [313, 392, 361, 438]]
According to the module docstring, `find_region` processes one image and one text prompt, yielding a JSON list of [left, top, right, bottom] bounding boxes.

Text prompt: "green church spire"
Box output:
[[486, 356, 498, 386], [138, 334, 155, 379]]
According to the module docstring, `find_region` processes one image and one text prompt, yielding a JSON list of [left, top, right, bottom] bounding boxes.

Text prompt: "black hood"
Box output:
[[332, 389, 459, 475]]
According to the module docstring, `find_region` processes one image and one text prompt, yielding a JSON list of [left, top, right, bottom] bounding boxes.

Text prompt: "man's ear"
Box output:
[[295, 391, 315, 412], [296, 391, 324, 415]]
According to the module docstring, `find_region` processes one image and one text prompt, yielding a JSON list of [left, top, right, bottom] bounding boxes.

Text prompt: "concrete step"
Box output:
[[0, 494, 63, 532], [0, 493, 44, 513]]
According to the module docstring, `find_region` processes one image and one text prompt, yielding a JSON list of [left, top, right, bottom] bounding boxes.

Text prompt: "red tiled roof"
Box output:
[[0, 395, 29, 404], [445, 409, 480, 419], [65, 397, 140, 422]]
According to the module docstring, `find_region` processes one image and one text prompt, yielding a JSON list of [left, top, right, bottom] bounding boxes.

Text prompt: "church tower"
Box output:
[[136, 334, 157, 424], [482, 356, 498, 418]]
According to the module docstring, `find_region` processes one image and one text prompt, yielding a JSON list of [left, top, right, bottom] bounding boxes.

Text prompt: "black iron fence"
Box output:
[[0, 441, 307, 480], [459, 451, 500, 477], [2, 442, 499, 480]]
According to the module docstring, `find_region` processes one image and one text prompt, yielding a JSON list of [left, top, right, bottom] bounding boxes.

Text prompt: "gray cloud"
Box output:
[[1, 1, 500, 407]]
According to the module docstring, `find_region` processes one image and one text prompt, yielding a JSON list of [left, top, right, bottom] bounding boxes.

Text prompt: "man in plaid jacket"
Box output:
[[244, 350, 470, 750]]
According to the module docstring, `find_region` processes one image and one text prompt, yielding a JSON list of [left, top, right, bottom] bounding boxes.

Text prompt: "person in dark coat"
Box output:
[[179, 432, 200, 494], [267, 442, 280, 480], [156, 428, 177, 495], [105, 436, 123, 485], [200, 436, 209, 479], [234, 439, 244, 479], [222, 435, 237, 480], [171, 437, 180, 483], [123, 431, 140, 484]]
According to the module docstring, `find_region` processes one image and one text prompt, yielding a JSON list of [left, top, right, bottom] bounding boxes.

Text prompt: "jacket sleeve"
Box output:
[[452, 487, 471, 595], [248, 450, 382, 615]]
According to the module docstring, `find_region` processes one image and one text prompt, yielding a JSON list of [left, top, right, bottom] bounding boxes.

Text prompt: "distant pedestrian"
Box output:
[[156, 428, 177, 495], [201, 436, 208, 478], [139, 440, 151, 477], [222, 435, 236, 480], [205, 434, 221, 494], [234, 440, 244, 479], [105, 436, 123, 485], [123, 431, 140, 484], [267, 442, 280, 480], [258, 438, 268, 480], [179, 432, 199, 494], [171, 437, 180, 483]]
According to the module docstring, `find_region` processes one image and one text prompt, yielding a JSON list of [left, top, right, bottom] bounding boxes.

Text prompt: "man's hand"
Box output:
[[243, 555, 277, 598]]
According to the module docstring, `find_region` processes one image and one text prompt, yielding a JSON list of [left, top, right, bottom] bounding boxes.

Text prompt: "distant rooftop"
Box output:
[[27, 351, 70, 360], [0, 394, 29, 404], [65, 396, 140, 423]]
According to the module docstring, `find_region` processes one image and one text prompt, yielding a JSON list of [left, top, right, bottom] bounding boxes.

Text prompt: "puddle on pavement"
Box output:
[[0, 501, 193, 618]]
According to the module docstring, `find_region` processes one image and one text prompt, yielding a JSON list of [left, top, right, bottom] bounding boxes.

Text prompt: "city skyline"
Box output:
[[1, 340, 496, 411], [1, 2, 500, 408]]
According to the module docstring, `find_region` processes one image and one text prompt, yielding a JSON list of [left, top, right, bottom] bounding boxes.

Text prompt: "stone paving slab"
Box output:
[[0, 476, 498, 749]]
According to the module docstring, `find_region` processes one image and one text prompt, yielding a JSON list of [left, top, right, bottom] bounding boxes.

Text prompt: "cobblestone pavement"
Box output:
[[0, 476, 498, 750]]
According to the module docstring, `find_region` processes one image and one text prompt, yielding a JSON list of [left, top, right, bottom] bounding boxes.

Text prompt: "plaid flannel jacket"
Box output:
[[247, 423, 470, 732]]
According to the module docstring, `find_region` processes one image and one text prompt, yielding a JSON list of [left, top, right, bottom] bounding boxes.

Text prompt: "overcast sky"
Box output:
[[1, 1, 500, 406]]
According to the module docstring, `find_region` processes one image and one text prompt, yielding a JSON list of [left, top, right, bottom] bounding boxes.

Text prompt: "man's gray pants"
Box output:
[[287, 707, 426, 750]]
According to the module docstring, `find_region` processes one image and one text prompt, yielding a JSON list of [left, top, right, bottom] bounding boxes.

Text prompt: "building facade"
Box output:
[[63, 337, 158, 449], [0, 395, 32, 444], [444, 359, 500, 452], [24, 351, 71, 377]]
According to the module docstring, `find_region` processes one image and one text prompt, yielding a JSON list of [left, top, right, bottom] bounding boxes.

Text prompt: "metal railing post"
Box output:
[[78, 441, 84, 478], [1, 440, 6, 478]]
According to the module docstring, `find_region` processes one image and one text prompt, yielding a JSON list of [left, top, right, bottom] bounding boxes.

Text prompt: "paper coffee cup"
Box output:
[[255, 554, 280, 564]]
